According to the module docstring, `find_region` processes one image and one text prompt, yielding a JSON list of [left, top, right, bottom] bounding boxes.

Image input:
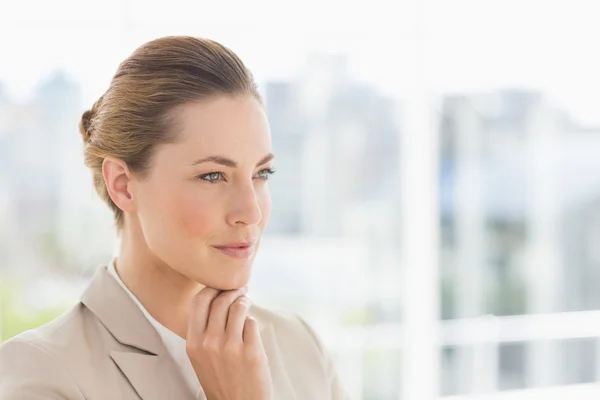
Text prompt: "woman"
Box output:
[[0, 36, 350, 400]]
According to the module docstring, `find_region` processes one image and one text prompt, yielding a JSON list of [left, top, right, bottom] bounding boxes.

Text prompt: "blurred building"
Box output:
[[263, 53, 404, 336], [0, 74, 73, 276], [265, 53, 401, 239], [0, 71, 114, 276], [439, 89, 600, 394]]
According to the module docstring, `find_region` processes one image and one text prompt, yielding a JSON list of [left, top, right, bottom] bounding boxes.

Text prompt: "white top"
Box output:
[[107, 259, 203, 399]]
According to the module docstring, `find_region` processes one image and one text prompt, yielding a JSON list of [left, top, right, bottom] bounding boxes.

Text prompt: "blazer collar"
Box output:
[[80, 265, 195, 399], [80, 264, 163, 355], [80, 264, 297, 400]]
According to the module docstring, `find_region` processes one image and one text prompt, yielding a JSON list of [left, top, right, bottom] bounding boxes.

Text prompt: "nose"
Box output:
[[225, 182, 263, 227]]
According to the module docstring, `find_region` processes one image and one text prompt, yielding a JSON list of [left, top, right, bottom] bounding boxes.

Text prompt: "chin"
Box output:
[[195, 265, 252, 291], [209, 275, 251, 291], [187, 249, 256, 290]]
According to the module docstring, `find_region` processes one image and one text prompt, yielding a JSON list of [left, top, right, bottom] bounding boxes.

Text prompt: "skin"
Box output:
[[102, 94, 274, 399]]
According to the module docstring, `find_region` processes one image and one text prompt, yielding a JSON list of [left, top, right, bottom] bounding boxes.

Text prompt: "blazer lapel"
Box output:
[[110, 323, 297, 400], [81, 265, 296, 400], [80, 265, 196, 400], [110, 350, 195, 400], [259, 320, 297, 400]]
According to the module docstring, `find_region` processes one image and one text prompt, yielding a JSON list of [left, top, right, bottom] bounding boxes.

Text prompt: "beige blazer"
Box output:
[[0, 265, 350, 400]]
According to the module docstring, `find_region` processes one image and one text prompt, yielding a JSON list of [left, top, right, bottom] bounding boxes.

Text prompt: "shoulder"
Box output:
[[0, 305, 87, 399], [249, 304, 352, 399], [250, 304, 325, 348], [249, 304, 330, 369], [2, 302, 90, 360], [249, 303, 306, 331]]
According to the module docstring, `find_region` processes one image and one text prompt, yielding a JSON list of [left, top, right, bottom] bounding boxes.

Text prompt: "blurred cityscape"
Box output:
[[2, 52, 600, 399]]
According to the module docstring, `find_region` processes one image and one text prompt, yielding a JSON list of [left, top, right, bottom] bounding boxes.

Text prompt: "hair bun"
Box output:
[[79, 109, 94, 143]]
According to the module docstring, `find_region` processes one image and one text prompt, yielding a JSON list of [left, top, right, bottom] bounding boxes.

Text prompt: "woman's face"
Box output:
[[131, 95, 273, 290]]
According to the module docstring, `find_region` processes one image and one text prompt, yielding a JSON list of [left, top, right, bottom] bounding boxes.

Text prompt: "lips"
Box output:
[[212, 241, 256, 260]]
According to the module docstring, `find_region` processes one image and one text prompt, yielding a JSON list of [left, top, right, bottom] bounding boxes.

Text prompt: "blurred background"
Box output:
[[2, 0, 600, 399]]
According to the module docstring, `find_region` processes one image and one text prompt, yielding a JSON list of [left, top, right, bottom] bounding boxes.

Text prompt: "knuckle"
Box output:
[[191, 290, 217, 309], [201, 336, 221, 353], [214, 292, 236, 307], [186, 340, 200, 355], [214, 290, 244, 309], [244, 346, 264, 364], [230, 297, 250, 312], [194, 287, 218, 301]]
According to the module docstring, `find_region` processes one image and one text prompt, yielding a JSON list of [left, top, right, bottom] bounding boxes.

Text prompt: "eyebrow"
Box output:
[[191, 153, 275, 168]]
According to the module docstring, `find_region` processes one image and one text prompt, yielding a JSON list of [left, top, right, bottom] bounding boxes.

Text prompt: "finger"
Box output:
[[188, 286, 221, 335], [242, 316, 262, 347], [206, 287, 248, 335], [225, 295, 251, 341]]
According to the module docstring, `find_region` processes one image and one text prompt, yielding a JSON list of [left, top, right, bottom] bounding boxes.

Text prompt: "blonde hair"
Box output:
[[78, 36, 261, 230]]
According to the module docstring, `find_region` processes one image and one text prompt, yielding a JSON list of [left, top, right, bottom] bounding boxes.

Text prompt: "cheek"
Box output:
[[174, 190, 217, 237], [140, 179, 215, 239], [142, 181, 271, 237]]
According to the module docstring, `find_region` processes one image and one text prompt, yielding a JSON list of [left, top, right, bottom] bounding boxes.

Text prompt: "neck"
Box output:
[[115, 223, 204, 339]]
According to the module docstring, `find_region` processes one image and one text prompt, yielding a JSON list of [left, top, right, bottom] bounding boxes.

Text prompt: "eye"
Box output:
[[198, 172, 225, 183], [255, 167, 276, 180]]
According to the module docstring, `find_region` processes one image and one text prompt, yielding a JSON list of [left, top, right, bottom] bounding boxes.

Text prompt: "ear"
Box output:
[[102, 157, 135, 214]]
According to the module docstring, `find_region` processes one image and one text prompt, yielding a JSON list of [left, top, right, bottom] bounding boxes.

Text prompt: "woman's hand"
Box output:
[[186, 286, 273, 400]]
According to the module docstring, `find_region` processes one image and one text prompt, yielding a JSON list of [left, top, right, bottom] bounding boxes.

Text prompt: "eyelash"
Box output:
[[197, 168, 276, 184]]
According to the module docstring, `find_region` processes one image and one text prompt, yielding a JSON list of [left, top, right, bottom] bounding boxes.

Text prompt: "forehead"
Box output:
[[173, 95, 271, 152]]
